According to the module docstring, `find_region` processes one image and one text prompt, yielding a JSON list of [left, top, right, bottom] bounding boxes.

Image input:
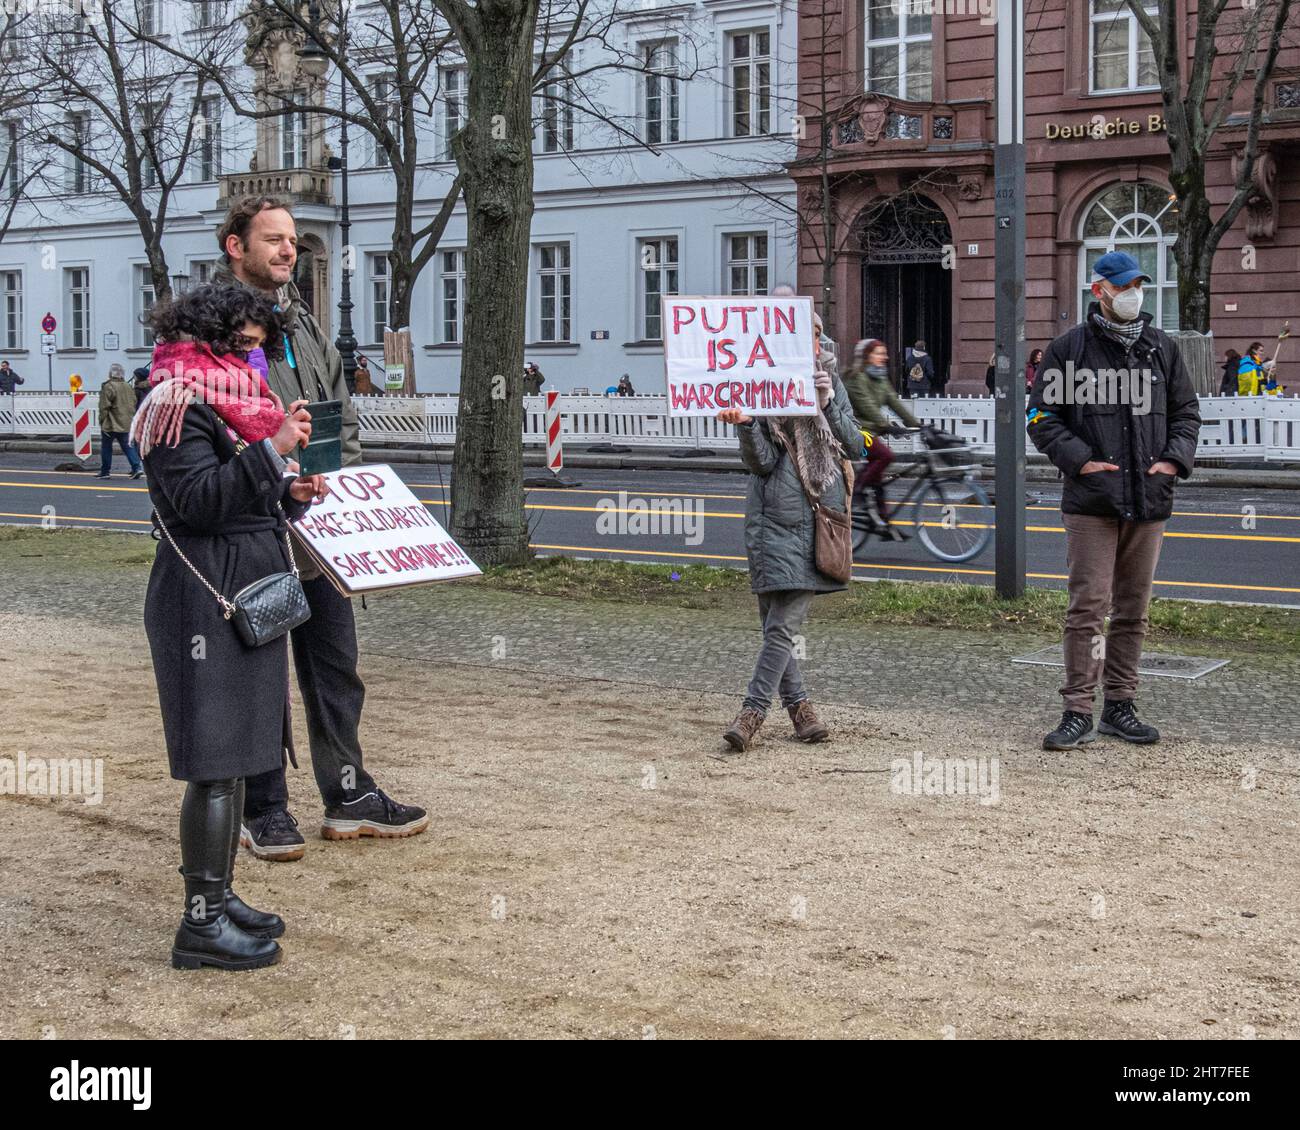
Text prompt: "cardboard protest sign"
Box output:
[[662, 295, 817, 417], [290, 464, 480, 594]]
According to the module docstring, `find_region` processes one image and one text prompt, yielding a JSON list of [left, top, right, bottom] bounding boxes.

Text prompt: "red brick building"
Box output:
[[791, 1, 1300, 391]]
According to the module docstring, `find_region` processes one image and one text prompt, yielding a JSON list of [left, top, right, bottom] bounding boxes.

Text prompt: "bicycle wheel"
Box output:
[[911, 476, 993, 563]]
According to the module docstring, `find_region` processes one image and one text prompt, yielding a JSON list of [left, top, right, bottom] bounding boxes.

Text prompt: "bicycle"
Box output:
[[851, 425, 993, 563]]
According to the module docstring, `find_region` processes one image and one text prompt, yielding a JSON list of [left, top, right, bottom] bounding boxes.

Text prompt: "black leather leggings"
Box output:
[[179, 777, 244, 924]]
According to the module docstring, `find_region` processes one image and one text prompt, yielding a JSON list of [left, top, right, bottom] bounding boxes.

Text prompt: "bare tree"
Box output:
[[1127, 0, 1296, 331], [0, 9, 49, 246], [127, 0, 465, 336], [20, 2, 228, 303]]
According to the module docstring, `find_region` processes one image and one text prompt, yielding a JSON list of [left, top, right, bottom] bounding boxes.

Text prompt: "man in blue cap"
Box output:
[[1026, 250, 1201, 751]]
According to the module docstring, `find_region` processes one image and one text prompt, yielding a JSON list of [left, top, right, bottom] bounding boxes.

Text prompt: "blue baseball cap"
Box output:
[[1091, 250, 1151, 287]]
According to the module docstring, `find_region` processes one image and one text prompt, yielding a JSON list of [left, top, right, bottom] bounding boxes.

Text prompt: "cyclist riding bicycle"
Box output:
[[841, 337, 922, 540]]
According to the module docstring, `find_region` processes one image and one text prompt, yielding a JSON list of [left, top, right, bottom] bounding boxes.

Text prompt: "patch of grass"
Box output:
[[0, 524, 156, 568], [479, 555, 1300, 655]]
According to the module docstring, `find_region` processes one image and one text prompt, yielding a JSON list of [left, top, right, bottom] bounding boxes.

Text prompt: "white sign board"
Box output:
[[290, 464, 480, 594], [662, 295, 817, 418]]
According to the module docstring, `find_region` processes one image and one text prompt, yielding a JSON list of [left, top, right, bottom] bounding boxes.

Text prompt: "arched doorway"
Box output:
[[859, 192, 952, 389]]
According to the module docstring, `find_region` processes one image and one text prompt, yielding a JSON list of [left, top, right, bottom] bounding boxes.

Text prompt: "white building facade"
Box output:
[[1, 0, 801, 395]]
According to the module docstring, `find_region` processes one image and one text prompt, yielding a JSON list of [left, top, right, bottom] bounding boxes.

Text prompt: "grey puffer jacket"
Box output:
[[737, 370, 865, 594]]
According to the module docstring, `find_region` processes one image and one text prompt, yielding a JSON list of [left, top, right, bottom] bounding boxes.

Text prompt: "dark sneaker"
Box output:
[[321, 789, 429, 841], [94, 472, 110, 479], [723, 707, 765, 752], [240, 808, 306, 862], [1099, 699, 1160, 744], [788, 700, 829, 743], [1042, 711, 1096, 751], [130, 469, 144, 480]]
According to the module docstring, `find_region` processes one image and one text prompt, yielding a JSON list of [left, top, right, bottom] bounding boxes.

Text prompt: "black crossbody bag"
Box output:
[[153, 503, 311, 648]]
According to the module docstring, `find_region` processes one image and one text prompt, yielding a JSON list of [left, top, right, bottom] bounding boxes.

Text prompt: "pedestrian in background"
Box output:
[[903, 340, 934, 397], [1218, 349, 1241, 396], [1237, 342, 1267, 396], [97, 363, 143, 479], [524, 362, 545, 396], [0, 360, 23, 394], [1027, 250, 1200, 751], [715, 315, 865, 752], [617, 373, 635, 396], [984, 352, 996, 394], [1025, 348, 1043, 395], [353, 353, 377, 395], [132, 366, 153, 412]]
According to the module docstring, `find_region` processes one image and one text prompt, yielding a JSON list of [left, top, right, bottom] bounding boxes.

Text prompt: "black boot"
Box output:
[[172, 778, 281, 971], [1042, 710, 1096, 751], [225, 778, 285, 940]]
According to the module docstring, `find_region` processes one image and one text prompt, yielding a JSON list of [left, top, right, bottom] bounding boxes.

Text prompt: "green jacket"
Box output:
[[213, 264, 361, 467], [214, 264, 361, 578], [841, 364, 920, 434], [98, 376, 136, 432]]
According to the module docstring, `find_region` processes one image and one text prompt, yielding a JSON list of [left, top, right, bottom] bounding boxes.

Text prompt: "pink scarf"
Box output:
[[130, 340, 285, 457]]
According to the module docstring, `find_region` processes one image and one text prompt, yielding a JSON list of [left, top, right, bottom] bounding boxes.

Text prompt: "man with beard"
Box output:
[[213, 196, 428, 859]]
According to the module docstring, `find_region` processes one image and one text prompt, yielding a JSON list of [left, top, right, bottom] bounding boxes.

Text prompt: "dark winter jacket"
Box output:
[[1027, 304, 1201, 522], [737, 368, 865, 594], [143, 404, 311, 782], [903, 349, 934, 396], [0, 366, 22, 394]]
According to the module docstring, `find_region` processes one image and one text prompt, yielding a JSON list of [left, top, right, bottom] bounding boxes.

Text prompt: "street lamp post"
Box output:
[[300, 1, 357, 393], [993, 0, 1027, 598]]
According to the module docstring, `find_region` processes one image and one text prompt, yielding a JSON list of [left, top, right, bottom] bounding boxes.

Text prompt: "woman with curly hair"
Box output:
[[132, 284, 326, 970]]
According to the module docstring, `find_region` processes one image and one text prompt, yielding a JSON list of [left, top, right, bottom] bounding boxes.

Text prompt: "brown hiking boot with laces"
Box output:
[[788, 700, 830, 742], [723, 708, 765, 751]]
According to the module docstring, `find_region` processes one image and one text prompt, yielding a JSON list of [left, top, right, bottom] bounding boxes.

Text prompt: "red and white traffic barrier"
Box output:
[[71, 389, 92, 461], [544, 388, 563, 473]]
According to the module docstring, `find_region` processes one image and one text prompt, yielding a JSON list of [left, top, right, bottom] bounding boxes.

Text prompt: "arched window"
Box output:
[[1078, 181, 1179, 331]]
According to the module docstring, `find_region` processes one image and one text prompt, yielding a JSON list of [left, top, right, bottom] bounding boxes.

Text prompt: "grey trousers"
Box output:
[[1061, 513, 1166, 714], [742, 590, 814, 714]]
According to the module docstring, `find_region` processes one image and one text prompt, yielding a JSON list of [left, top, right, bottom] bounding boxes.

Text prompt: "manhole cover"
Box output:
[[1011, 645, 1228, 680]]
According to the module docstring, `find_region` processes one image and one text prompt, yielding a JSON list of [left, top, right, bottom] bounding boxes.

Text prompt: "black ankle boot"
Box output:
[[173, 779, 281, 971], [223, 779, 285, 940]]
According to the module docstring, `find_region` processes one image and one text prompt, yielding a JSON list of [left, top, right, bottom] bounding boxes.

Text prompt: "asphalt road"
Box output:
[[2, 452, 1298, 607]]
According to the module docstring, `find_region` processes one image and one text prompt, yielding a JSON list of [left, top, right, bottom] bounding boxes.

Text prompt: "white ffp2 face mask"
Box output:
[[1108, 286, 1144, 322]]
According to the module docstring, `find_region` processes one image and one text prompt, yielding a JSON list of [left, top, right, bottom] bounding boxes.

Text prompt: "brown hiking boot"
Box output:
[[788, 700, 829, 742], [723, 707, 765, 751]]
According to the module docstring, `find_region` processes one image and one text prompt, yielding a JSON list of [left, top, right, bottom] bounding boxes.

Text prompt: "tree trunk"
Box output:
[[1170, 166, 1213, 334], [448, 1, 537, 565]]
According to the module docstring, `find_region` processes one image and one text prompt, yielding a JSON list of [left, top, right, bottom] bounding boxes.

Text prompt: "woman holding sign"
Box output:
[[717, 313, 865, 752], [133, 285, 327, 971]]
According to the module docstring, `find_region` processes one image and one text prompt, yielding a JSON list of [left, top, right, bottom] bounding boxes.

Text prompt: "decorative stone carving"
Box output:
[[957, 174, 983, 202], [857, 94, 889, 144], [1232, 148, 1278, 240], [933, 115, 954, 140], [1277, 82, 1300, 110]]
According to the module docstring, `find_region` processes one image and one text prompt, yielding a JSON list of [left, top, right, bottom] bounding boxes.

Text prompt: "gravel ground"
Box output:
[[1, 531, 1297, 1039]]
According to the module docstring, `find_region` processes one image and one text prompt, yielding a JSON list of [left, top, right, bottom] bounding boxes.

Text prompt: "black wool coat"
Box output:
[[143, 405, 310, 782]]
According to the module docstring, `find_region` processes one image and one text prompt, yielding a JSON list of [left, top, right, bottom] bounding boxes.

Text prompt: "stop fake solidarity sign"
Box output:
[[290, 464, 481, 594], [662, 295, 818, 418]]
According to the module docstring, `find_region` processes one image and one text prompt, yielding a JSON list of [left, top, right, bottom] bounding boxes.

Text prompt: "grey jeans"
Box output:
[[743, 590, 814, 715]]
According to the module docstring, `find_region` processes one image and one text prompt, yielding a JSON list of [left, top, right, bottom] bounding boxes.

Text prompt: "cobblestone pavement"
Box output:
[[358, 584, 1294, 753], [3, 533, 1294, 753]]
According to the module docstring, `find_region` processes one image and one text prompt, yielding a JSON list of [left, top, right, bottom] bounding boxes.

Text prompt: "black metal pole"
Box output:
[[994, 0, 1026, 598], [334, 9, 357, 393]]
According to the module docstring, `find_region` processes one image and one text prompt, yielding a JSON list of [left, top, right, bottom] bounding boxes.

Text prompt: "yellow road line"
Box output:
[[0, 512, 151, 526], [527, 542, 1300, 595]]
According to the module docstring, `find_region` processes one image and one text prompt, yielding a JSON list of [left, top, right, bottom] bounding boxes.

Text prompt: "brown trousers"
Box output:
[[1060, 513, 1167, 714]]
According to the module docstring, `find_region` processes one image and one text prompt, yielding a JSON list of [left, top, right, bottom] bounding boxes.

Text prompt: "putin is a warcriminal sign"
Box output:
[[662, 295, 817, 417]]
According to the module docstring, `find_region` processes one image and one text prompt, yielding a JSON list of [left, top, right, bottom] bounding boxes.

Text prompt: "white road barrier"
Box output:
[[3, 392, 1298, 462]]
